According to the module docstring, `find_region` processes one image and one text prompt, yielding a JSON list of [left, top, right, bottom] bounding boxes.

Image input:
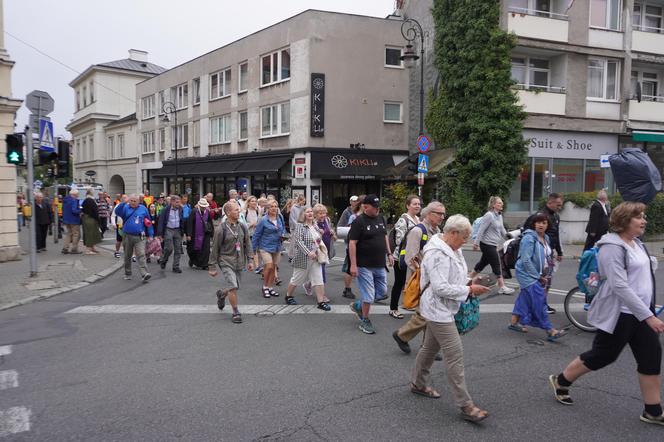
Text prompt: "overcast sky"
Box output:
[[5, 0, 394, 138]]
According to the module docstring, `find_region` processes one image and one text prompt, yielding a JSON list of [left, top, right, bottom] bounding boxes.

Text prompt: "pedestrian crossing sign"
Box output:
[[39, 119, 55, 152], [417, 154, 429, 173]]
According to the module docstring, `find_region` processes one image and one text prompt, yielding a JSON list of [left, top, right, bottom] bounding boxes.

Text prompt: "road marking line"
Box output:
[[0, 346, 11, 357], [0, 370, 18, 390], [65, 303, 567, 315], [0, 407, 31, 437]]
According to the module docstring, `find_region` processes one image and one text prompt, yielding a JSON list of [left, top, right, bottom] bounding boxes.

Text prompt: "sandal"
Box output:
[[460, 405, 489, 423], [409, 383, 440, 399], [317, 302, 331, 311], [508, 323, 528, 333], [285, 296, 297, 305], [262, 287, 271, 298], [547, 330, 567, 342], [548, 374, 573, 405], [268, 288, 280, 297], [640, 412, 664, 426], [389, 310, 404, 319], [231, 313, 242, 324], [274, 278, 282, 286]]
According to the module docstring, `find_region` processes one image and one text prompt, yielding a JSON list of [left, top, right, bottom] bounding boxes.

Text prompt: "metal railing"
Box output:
[[633, 24, 664, 33], [514, 84, 567, 94], [508, 6, 569, 20], [631, 93, 664, 102]]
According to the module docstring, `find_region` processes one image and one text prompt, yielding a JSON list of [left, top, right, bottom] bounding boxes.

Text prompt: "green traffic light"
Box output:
[[8, 151, 20, 163]]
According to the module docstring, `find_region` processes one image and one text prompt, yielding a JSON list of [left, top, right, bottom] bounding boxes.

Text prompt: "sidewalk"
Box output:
[[0, 225, 123, 311]]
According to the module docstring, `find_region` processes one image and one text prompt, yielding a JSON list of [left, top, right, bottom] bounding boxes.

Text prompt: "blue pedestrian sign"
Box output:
[[39, 119, 55, 152], [600, 154, 611, 169], [417, 154, 429, 173], [417, 134, 431, 153]]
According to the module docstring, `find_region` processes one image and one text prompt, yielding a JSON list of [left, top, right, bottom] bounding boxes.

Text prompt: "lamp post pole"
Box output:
[[162, 101, 178, 194]]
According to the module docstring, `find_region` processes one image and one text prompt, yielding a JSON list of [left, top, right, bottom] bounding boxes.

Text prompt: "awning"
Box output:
[[311, 151, 400, 179], [234, 155, 290, 174], [195, 159, 244, 176], [632, 131, 664, 143], [389, 149, 456, 177], [151, 154, 291, 178], [151, 165, 175, 178]]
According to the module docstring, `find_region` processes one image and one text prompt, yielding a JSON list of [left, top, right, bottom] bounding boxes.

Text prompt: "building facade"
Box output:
[[0, 0, 24, 262], [398, 0, 664, 216], [66, 50, 165, 194], [137, 10, 409, 214]]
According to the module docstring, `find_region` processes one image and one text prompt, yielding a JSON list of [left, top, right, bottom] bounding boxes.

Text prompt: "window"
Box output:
[[193, 78, 201, 104], [82, 85, 88, 107], [159, 128, 166, 151], [511, 57, 550, 88], [239, 111, 248, 140], [509, 0, 553, 16], [158, 90, 167, 114], [172, 124, 188, 149], [141, 95, 155, 119], [590, 0, 622, 30], [76, 90, 80, 111], [210, 68, 231, 100], [261, 48, 290, 86], [385, 47, 403, 67], [171, 83, 188, 109], [260, 102, 290, 137], [142, 131, 156, 153], [193, 120, 200, 147], [89, 81, 94, 103], [384, 102, 402, 123], [117, 134, 125, 158], [88, 135, 94, 160], [75, 139, 81, 162], [587, 58, 620, 100], [210, 115, 231, 144], [634, 2, 663, 32], [632, 70, 660, 101], [239, 62, 248, 92], [82, 138, 87, 162], [107, 136, 114, 159]]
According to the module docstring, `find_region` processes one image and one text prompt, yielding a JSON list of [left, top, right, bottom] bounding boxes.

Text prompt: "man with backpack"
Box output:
[[392, 202, 446, 354]]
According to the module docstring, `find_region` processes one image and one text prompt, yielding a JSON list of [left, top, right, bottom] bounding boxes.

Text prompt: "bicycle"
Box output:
[[565, 286, 664, 333]]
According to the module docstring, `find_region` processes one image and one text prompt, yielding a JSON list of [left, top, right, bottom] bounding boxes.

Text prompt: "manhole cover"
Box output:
[[255, 311, 276, 318]]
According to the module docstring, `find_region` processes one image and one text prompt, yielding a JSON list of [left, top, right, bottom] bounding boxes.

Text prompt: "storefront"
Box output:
[[507, 129, 618, 212]]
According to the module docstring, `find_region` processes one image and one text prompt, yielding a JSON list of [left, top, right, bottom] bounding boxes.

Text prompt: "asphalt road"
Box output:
[[0, 246, 663, 441]]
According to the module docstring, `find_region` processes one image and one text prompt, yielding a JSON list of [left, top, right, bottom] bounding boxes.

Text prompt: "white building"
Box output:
[[66, 49, 165, 195]]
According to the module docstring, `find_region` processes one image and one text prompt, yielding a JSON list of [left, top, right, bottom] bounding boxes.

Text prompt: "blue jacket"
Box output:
[[156, 205, 184, 237], [117, 203, 153, 237], [252, 215, 284, 253], [515, 229, 551, 289], [182, 204, 191, 220], [62, 195, 81, 225]]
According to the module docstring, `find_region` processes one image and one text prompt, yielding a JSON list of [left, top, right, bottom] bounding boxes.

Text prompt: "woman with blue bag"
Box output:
[[509, 212, 566, 341], [410, 215, 490, 423]]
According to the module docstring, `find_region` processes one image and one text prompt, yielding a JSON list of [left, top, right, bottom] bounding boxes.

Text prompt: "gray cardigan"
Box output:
[[587, 233, 656, 334]]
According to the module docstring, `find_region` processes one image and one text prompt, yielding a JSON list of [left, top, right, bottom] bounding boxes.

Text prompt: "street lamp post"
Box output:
[[400, 18, 426, 197], [162, 101, 178, 194]]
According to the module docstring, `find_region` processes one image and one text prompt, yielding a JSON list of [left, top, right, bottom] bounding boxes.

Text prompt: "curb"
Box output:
[[0, 260, 124, 312]]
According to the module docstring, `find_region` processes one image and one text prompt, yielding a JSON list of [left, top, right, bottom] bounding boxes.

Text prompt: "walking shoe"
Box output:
[[216, 290, 226, 311], [374, 295, 388, 303], [159, 260, 166, 270], [114, 251, 121, 258], [317, 302, 331, 311], [141, 273, 151, 283], [254, 266, 264, 275], [132, 256, 137, 262], [274, 278, 282, 286], [359, 318, 375, 334], [434, 353, 443, 361], [342, 288, 356, 299], [392, 331, 411, 354], [173, 268, 182, 274], [70, 250, 82, 255], [547, 305, 557, 314], [640, 412, 664, 426], [285, 296, 297, 305], [123, 274, 132, 280], [303, 282, 313, 296], [232, 313, 243, 324], [349, 301, 362, 319], [498, 286, 515, 295], [61, 249, 69, 254], [268, 288, 280, 297]]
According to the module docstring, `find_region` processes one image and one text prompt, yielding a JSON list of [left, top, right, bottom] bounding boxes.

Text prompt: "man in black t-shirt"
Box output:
[[348, 194, 394, 334]]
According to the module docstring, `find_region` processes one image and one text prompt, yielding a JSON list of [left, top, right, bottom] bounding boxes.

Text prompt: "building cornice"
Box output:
[[516, 37, 626, 59], [69, 65, 157, 87], [66, 112, 120, 132]]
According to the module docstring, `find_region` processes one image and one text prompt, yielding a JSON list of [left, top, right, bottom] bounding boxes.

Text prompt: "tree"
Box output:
[[426, 0, 527, 214]]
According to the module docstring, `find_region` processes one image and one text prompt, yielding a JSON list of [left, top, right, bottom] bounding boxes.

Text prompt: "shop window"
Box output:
[[552, 159, 583, 194], [507, 162, 533, 212]]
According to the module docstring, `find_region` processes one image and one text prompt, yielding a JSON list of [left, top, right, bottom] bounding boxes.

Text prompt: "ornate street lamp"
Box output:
[[161, 101, 178, 194], [400, 18, 425, 135]]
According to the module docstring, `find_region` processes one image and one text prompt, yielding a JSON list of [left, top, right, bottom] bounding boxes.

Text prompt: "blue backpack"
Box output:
[[576, 247, 600, 300], [470, 217, 483, 242]]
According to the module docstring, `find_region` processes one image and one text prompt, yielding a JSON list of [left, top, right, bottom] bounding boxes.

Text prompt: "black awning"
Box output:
[[151, 165, 175, 178], [195, 159, 244, 176], [234, 155, 290, 174], [311, 151, 398, 179]]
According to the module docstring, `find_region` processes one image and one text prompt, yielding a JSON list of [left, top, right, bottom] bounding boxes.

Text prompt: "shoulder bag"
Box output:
[[454, 296, 480, 335]]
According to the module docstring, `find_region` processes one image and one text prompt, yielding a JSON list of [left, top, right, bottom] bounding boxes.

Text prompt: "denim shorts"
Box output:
[[357, 267, 387, 304]]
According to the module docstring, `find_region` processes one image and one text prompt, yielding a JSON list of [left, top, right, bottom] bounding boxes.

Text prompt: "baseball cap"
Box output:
[[362, 194, 380, 207], [349, 195, 359, 202]]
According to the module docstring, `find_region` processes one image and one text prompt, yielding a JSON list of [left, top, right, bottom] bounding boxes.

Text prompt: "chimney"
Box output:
[[128, 49, 148, 62]]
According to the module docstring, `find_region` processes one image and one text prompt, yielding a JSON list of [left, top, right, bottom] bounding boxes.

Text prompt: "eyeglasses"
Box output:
[[432, 211, 446, 217]]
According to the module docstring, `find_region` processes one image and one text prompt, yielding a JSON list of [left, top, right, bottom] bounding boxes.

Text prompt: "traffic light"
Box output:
[[38, 149, 57, 165], [5, 134, 24, 165], [407, 153, 418, 175], [56, 140, 70, 178]]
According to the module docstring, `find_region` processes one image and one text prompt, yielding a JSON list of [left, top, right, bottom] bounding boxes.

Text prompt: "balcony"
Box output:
[[515, 85, 566, 115], [632, 28, 664, 55], [629, 96, 664, 123], [507, 6, 569, 43]]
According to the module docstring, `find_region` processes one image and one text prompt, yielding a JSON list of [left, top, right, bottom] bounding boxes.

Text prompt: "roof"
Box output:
[[97, 59, 166, 75], [105, 113, 137, 128]]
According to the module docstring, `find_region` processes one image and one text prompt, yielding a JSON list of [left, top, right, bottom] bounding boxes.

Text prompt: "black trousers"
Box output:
[[390, 262, 408, 310], [36, 224, 49, 250], [580, 313, 661, 375], [474, 242, 502, 277]]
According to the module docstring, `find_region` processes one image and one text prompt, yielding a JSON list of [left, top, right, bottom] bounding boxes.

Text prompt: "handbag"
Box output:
[[317, 242, 330, 264], [454, 296, 480, 335]]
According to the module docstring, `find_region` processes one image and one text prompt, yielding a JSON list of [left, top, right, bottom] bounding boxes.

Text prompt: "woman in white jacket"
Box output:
[[410, 215, 490, 423]]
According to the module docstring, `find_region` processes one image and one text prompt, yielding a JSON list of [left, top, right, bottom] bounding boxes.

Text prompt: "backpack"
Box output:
[[609, 147, 662, 204], [503, 237, 522, 270], [576, 247, 600, 297], [470, 216, 484, 242], [388, 215, 409, 253], [398, 223, 429, 268]]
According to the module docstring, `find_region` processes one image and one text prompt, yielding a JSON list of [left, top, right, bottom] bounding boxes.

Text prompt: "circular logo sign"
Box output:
[[313, 78, 325, 90], [417, 135, 431, 153], [331, 155, 348, 169]]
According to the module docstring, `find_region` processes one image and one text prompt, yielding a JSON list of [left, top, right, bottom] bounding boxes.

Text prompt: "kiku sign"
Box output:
[[311, 73, 325, 137]]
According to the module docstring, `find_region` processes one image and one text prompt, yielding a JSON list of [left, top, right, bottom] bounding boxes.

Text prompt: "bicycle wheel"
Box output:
[[564, 286, 597, 333]]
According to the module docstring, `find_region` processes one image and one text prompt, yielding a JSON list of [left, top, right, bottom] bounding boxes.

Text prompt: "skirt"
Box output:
[[512, 282, 552, 331], [82, 214, 102, 247]]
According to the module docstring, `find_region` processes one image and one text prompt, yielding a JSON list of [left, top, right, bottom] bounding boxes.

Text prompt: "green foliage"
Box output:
[[427, 0, 527, 212], [381, 182, 418, 221]]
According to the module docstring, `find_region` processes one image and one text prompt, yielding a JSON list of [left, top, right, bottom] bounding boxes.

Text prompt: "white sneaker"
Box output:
[[498, 286, 515, 295]]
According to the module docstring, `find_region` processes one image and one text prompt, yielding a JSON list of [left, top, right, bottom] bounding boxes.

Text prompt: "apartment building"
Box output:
[[67, 50, 166, 195], [137, 9, 409, 212], [398, 0, 664, 214]]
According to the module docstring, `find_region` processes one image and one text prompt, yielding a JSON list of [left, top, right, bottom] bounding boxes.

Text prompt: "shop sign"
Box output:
[[331, 154, 379, 169], [311, 73, 325, 137], [523, 129, 618, 160]]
